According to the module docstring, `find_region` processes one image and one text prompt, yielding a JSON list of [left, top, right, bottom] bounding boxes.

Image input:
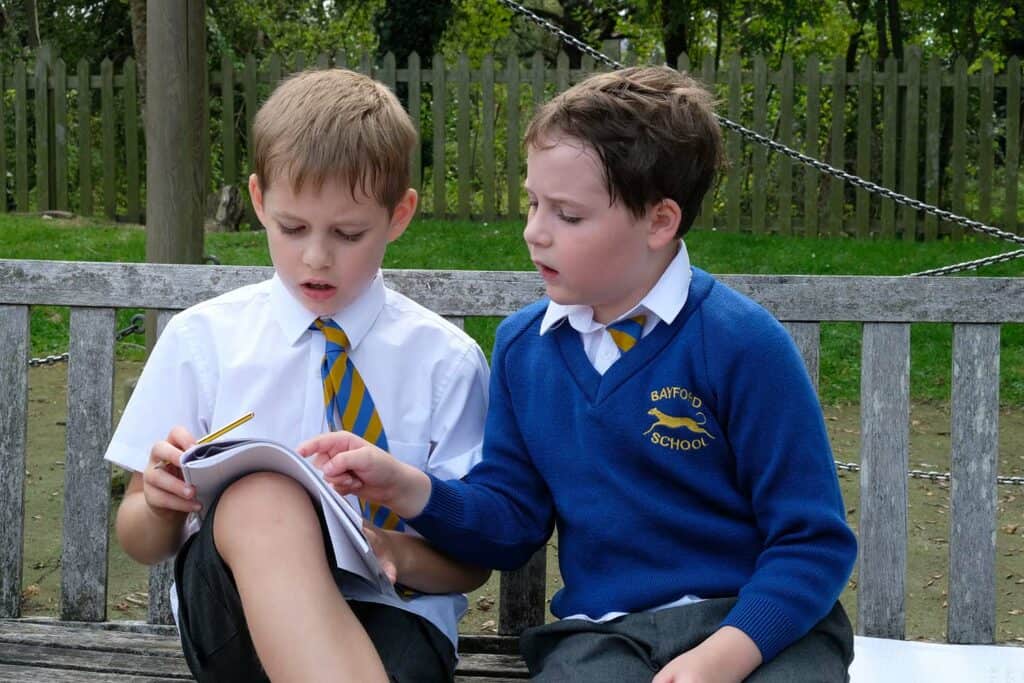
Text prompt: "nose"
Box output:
[[302, 237, 332, 270], [523, 209, 549, 248]]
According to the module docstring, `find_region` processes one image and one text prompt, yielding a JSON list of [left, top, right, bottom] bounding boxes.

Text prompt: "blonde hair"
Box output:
[[525, 66, 724, 237], [252, 69, 416, 212]]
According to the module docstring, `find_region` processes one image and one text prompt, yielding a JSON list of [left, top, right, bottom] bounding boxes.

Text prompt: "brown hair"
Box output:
[[252, 68, 416, 212], [524, 66, 724, 237]]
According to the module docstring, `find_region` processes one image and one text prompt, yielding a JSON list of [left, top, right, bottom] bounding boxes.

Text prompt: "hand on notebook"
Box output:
[[297, 431, 432, 519], [144, 426, 201, 518], [362, 525, 398, 585]]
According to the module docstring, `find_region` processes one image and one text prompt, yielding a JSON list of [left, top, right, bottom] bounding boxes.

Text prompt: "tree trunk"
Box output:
[[886, 0, 903, 61], [128, 0, 147, 120], [21, 0, 39, 48], [661, 0, 692, 65], [874, 0, 889, 64]]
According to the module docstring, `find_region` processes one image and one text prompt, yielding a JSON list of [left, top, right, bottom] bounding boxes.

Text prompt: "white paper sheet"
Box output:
[[851, 635, 1024, 682]]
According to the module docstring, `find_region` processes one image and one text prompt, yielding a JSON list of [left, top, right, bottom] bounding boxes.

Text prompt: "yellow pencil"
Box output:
[[196, 411, 255, 445]]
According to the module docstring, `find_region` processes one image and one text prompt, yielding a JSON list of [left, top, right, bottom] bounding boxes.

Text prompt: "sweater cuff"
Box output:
[[720, 596, 800, 663], [406, 473, 463, 533]]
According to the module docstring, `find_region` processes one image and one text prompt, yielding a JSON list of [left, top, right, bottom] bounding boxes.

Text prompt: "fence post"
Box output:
[[221, 53, 236, 190], [699, 54, 716, 233], [124, 57, 140, 223], [726, 52, 742, 232], [54, 58, 68, 211], [778, 54, 794, 235], [34, 53, 50, 211], [950, 56, 967, 239], [803, 55, 820, 237], [924, 56, 940, 240], [977, 58, 994, 226], [505, 52, 520, 220], [407, 51, 422, 194], [481, 54, 495, 221], [14, 60, 28, 212], [828, 55, 846, 237], [432, 53, 446, 218], [1006, 57, 1020, 235], [456, 54, 470, 220], [0, 62, 5, 212], [881, 57, 898, 237], [900, 47, 920, 241], [751, 54, 767, 233], [855, 54, 871, 238], [100, 57, 115, 219], [77, 58, 92, 216]]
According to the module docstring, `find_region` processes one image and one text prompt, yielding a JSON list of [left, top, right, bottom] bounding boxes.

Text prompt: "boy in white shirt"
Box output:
[[106, 69, 490, 682]]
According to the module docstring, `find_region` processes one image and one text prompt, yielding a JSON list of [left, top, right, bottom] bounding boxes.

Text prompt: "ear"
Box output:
[[646, 198, 682, 250], [386, 188, 418, 242], [249, 174, 267, 227]]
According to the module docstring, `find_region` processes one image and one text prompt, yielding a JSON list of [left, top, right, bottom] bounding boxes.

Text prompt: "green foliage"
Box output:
[[207, 0, 381, 60]]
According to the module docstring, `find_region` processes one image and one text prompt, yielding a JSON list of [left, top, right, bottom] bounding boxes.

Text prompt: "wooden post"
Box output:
[[145, 0, 205, 349]]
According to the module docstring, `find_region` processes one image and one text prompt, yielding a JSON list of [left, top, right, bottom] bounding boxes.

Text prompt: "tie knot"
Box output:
[[607, 315, 646, 353], [312, 318, 351, 350]]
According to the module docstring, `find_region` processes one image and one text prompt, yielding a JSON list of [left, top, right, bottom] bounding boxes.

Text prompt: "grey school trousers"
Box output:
[[520, 597, 853, 682]]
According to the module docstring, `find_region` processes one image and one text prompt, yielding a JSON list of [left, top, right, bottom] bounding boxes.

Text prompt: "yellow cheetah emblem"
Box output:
[[643, 407, 716, 439]]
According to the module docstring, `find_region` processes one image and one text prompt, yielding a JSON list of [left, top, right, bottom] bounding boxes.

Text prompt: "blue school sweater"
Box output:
[[410, 268, 857, 662]]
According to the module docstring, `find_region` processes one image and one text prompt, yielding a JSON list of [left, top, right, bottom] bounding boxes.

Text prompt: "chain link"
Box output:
[[836, 460, 1024, 486], [27, 313, 145, 367], [497, 0, 1024, 276]]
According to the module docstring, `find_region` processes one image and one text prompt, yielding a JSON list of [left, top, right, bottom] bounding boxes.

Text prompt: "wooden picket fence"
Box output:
[[1, 45, 1022, 238]]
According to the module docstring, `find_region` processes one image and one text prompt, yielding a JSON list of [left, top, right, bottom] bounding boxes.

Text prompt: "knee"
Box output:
[[212, 472, 317, 563]]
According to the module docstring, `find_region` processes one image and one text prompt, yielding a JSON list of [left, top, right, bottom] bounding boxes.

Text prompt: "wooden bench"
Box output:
[[1, 258, 1022, 681]]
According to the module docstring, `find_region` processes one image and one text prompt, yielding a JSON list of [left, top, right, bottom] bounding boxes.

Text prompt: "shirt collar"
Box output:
[[272, 271, 386, 349], [539, 240, 692, 335]]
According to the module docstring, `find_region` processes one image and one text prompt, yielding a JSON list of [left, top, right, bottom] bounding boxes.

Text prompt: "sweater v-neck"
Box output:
[[553, 268, 715, 404]]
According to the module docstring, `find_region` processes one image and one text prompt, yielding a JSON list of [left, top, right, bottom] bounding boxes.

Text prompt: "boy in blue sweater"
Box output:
[[300, 66, 857, 682]]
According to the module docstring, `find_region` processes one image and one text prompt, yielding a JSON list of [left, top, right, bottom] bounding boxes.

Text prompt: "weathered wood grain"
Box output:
[[2, 260, 1024, 323], [947, 324, 1000, 644], [782, 321, 820, 392], [0, 618, 528, 680], [61, 307, 115, 621], [857, 322, 910, 639], [0, 306, 29, 618], [499, 549, 546, 636]]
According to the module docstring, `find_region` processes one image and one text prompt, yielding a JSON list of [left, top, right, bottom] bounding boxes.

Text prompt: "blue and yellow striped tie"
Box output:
[[607, 315, 646, 353], [313, 318, 404, 531]]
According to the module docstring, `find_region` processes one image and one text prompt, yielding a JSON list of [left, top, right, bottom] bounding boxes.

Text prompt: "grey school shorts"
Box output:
[[520, 597, 853, 682], [173, 488, 457, 683]]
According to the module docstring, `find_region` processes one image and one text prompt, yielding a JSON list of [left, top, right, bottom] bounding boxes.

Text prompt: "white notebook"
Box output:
[[180, 438, 394, 595]]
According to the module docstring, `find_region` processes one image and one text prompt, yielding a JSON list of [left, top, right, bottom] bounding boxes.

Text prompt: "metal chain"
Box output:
[[497, 0, 1024, 276], [27, 313, 145, 367], [836, 460, 1024, 486]]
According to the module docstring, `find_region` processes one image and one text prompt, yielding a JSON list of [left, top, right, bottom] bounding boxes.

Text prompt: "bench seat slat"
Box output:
[[857, 322, 910, 639], [948, 323, 1001, 644], [62, 307, 116, 622], [0, 305, 29, 618], [0, 618, 530, 680]]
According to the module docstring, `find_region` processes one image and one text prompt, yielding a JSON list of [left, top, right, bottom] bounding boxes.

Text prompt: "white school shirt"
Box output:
[[538, 241, 703, 622], [104, 272, 489, 646]]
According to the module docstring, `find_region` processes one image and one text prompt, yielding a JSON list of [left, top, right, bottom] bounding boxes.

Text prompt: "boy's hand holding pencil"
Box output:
[[145, 412, 254, 518]]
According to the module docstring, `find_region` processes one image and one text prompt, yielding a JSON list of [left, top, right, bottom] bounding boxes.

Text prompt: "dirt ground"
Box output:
[[18, 361, 1024, 643]]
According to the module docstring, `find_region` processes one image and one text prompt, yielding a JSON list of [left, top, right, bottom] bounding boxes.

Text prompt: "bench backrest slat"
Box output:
[[2, 261, 1023, 322], [61, 307, 115, 621], [947, 323, 1001, 643], [857, 322, 911, 639], [0, 305, 29, 619]]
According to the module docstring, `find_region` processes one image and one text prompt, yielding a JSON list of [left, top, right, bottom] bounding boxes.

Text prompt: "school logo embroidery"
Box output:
[[645, 386, 715, 452]]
